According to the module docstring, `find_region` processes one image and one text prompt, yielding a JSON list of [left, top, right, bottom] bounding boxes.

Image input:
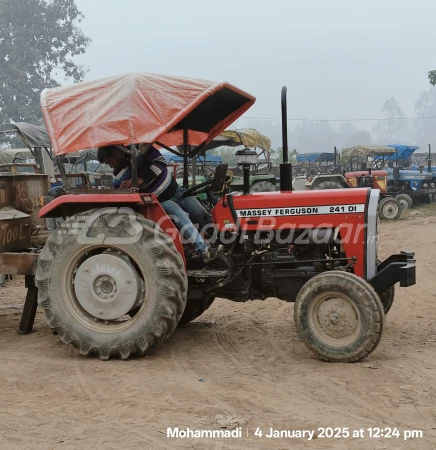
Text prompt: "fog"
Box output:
[[74, 0, 436, 152]]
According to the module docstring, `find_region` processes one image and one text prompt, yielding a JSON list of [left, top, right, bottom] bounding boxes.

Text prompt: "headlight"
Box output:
[[413, 182, 418, 186], [423, 183, 428, 189], [431, 183, 435, 188]]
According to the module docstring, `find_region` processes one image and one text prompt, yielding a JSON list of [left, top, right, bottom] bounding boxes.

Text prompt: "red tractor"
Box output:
[[304, 146, 403, 220], [36, 73, 415, 362]]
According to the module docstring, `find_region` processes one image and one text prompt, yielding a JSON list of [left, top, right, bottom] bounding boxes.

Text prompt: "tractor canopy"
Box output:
[[0, 122, 52, 149], [296, 152, 335, 163], [162, 152, 223, 165], [341, 145, 397, 160], [200, 128, 271, 154], [40, 72, 256, 156], [382, 144, 419, 162]]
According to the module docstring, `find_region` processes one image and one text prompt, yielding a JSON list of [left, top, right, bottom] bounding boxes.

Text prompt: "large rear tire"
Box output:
[[178, 295, 215, 326], [294, 272, 384, 362], [378, 197, 402, 220], [35, 207, 188, 360]]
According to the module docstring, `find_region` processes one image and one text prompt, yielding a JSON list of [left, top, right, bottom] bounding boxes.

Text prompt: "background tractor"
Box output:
[[0, 73, 416, 365], [375, 144, 436, 208], [163, 128, 276, 194], [303, 146, 403, 220]]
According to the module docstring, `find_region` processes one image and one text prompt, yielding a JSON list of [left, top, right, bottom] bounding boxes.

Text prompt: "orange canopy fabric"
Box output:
[[40, 72, 256, 156]]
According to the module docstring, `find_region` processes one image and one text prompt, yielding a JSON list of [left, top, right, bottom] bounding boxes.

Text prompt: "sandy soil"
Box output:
[[1, 214, 436, 449]]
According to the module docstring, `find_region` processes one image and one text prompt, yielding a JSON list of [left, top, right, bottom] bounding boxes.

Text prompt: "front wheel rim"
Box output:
[[308, 291, 361, 347], [382, 201, 399, 218]]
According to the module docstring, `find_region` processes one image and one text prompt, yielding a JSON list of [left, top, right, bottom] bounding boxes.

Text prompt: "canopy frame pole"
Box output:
[[130, 144, 139, 192], [155, 141, 183, 157], [191, 150, 196, 186], [183, 122, 189, 189], [56, 156, 71, 194]]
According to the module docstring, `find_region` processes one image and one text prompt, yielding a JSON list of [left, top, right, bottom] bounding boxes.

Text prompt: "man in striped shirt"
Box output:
[[97, 145, 219, 262]]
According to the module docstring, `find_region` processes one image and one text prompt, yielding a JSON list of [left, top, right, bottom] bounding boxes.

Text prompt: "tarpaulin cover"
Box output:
[[202, 128, 271, 153], [342, 145, 396, 160], [0, 122, 51, 148], [0, 148, 34, 164], [162, 152, 223, 165], [382, 144, 419, 162], [40, 72, 256, 156], [296, 152, 335, 163]]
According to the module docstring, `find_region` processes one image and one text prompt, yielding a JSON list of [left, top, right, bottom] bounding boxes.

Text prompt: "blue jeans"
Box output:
[[161, 187, 211, 253]]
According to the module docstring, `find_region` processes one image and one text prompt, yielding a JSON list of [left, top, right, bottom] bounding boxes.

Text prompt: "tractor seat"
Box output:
[[210, 163, 229, 193]]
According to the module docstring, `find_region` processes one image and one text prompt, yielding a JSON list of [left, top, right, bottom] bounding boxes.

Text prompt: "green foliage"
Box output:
[[428, 70, 436, 86], [210, 146, 237, 166], [0, 0, 90, 124], [272, 147, 297, 164]]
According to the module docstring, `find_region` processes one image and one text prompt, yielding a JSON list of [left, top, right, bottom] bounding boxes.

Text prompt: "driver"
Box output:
[[97, 144, 218, 262]]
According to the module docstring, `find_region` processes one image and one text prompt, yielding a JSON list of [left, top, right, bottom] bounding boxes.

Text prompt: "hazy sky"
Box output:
[[74, 0, 435, 129]]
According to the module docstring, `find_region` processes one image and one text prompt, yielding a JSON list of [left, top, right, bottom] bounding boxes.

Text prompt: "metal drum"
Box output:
[[0, 174, 50, 228]]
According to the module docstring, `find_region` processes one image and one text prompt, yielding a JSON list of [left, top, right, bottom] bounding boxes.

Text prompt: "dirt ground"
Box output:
[[1, 211, 436, 450]]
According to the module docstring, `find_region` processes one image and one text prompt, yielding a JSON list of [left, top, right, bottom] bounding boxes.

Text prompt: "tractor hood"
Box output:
[[386, 167, 432, 180], [40, 72, 255, 156], [212, 188, 379, 279], [409, 164, 436, 175]]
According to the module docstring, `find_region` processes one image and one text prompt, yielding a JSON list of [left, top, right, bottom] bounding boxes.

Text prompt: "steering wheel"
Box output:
[[373, 160, 385, 169], [183, 179, 213, 197]]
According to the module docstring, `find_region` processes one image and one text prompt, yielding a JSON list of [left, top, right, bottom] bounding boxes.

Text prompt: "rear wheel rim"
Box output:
[[61, 245, 147, 333], [308, 291, 361, 346]]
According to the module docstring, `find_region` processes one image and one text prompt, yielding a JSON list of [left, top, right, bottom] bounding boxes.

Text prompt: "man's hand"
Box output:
[[120, 179, 132, 188], [120, 177, 143, 188]]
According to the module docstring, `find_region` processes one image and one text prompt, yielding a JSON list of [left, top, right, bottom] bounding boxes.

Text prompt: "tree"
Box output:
[[428, 71, 436, 86], [372, 97, 405, 143], [272, 147, 297, 164], [0, 0, 90, 125], [414, 87, 436, 148], [344, 130, 372, 148]]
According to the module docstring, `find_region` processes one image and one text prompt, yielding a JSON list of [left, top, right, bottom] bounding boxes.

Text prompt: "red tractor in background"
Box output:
[[33, 73, 415, 362], [304, 145, 403, 220]]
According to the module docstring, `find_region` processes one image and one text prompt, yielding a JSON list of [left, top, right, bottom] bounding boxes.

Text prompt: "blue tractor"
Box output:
[[374, 145, 435, 209], [409, 145, 436, 202]]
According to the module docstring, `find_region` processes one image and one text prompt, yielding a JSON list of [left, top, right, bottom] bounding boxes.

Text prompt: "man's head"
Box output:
[[97, 145, 130, 170]]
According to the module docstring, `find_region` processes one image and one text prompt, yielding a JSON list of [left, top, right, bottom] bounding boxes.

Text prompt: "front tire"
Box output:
[[378, 197, 402, 220], [294, 272, 384, 362], [379, 286, 395, 314], [395, 193, 413, 210], [36, 208, 188, 360]]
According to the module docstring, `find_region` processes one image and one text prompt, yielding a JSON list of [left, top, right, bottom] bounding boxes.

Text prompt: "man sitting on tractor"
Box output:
[[97, 144, 219, 262]]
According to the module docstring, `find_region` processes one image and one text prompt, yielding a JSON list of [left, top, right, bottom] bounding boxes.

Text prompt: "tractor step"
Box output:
[[187, 269, 228, 278]]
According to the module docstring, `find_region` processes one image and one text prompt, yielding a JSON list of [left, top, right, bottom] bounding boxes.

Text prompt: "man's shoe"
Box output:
[[202, 245, 223, 263]]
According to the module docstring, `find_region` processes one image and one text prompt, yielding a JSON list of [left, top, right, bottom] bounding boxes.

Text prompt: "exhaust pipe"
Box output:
[[280, 86, 293, 192], [429, 144, 432, 174]]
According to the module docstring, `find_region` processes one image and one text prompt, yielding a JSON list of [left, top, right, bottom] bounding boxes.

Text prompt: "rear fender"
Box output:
[[39, 193, 185, 263]]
